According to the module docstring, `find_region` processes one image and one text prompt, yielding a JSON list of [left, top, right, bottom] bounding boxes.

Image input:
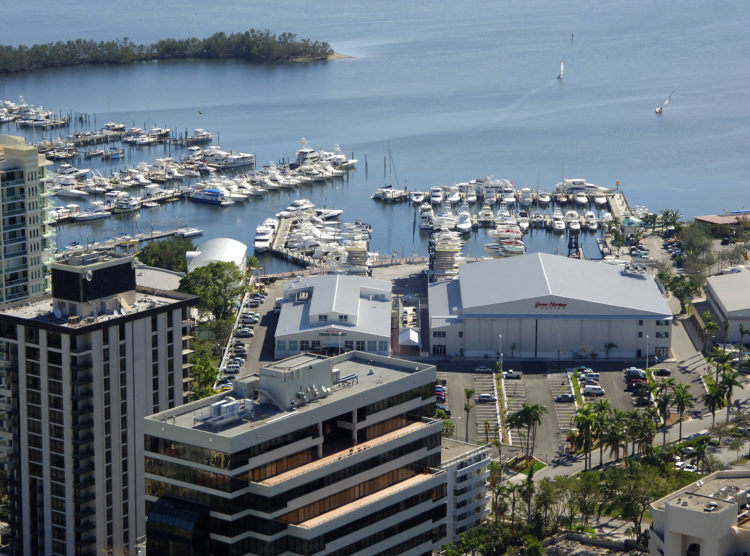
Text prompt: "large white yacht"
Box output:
[[429, 186, 444, 205]]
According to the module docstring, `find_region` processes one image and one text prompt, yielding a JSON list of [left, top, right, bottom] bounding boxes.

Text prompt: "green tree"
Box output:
[[592, 398, 611, 468], [602, 408, 628, 462], [509, 402, 548, 462], [665, 274, 699, 314], [178, 261, 245, 320], [603, 342, 617, 359], [574, 405, 595, 470], [655, 390, 673, 445], [672, 384, 694, 441], [702, 311, 718, 354], [720, 369, 742, 424], [463, 388, 475, 443], [189, 338, 220, 400], [137, 235, 195, 272], [441, 419, 456, 438], [739, 324, 749, 370], [703, 384, 727, 427]]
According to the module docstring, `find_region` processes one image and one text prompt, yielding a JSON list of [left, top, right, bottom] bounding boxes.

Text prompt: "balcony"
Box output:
[[4, 276, 28, 287], [2, 194, 26, 204], [71, 343, 93, 355], [76, 475, 96, 489], [74, 433, 94, 446], [258, 421, 433, 487], [293, 471, 442, 530], [73, 403, 93, 416], [73, 417, 94, 431], [72, 389, 93, 402], [2, 234, 27, 247], [3, 248, 27, 259], [1, 221, 26, 233], [72, 373, 93, 387], [3, 207, 26, 217]]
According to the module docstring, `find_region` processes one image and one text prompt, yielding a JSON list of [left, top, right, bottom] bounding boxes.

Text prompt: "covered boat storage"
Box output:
[[428, 253, 673, 361]]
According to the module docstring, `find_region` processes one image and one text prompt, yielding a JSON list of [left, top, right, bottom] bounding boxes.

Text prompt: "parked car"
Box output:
[[231, 357, 245, 366], [581, 378, 599, 386], [655, 368, 671, 377], [554, 394, 576, 403], [633, 396, 651, 407], [236, 328, 254, 338], [241, 316, 259, 325], [583, 385, 605, 396], [580, 371, 600, 381], [224, 364, 240, 374], [682, 464, 698, 473], [478, 394, 498, 403], [626, 379, 647, 391], [502, 369, 522, 380], [247, 301, 261, 308], [721, 237, 731, 245], [436, 404, 451, 416], [475, 365, 493, 373]]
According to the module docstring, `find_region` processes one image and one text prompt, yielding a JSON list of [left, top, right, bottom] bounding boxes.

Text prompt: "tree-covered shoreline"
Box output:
[[0, 30, 334, 73]]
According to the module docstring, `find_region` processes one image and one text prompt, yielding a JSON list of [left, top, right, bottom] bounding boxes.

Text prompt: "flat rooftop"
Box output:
[[654, 471, 750, 512], [440, 438, 488, 465], [158, 353, 434, 438], [1, 289, 191, 328]]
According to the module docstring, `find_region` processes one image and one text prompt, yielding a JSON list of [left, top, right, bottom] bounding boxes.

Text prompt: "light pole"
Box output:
[[498, 334, 503, 374], [646, 334, 649, 370]]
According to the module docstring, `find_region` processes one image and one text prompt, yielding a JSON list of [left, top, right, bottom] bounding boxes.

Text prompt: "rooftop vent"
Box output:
[[68, 315, 80, 325]]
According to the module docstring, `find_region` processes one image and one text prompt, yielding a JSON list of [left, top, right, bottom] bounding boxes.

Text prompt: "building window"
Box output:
[[378, 341, 388, 353], [367, 341, 376, 352], [338, 315, 348, 322], [355, 340, 365, 351], [638, 320, 643, 326], [638, 332, 643, 338], [276, 340, 286, 352], [432, 331, 446, 338], [458, 331, 463, 338], [311, 340, 320, 350], [433, 345, 446, 356], [318, 315, 327, 322], [344, 340, 354, 351], [300, 340, 310, 351], [288, 340, 298, 352], [656, 332, 669, 339]]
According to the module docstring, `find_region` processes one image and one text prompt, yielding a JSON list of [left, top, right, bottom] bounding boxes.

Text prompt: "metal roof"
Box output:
[[186, 238, 247, 273], [453, 253, 671, 317], [277, 274, 392, 338], [706, 272, 750, 316]]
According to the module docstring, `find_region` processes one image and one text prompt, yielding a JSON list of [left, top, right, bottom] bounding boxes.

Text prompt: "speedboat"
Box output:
[[502, 191, 516, 205], [55, 163, 90, 180], [477, 204, 494, 226], [585, 210, 598, 232], [551, 209, 566, 233], [419, 206, 434, 230], [315, 208, 344, 221], [574, 193, 589, 206], [174, 227, 204, 238], [565, 210, 580, 229], [113, 197, 141, 214], [537, 192, 551, 205], [456, 210, 472, 234], [516, 210, 530, 232], [594, 194, 608, 207], [519, 188, 533, 207], [446, 186, 461, 204], [531, 211, 545, 228], [410, 191, 425, 204], [501, 239, 526, 255]]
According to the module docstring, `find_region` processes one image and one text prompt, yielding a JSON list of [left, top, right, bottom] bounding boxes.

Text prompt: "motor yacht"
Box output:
[[593, 194, 608, 207], [516, 210, 530, 232], [585, 210, 599, 232], [519, 188, 533, 207], [429, 186, 444, 205], [537, 192, 551, 205], [55, 163, 90, 180], [574, 193, 589, 206], [410, 191, 425, 204], [315, 208, 344, 221], [446, 186, 461, 204], [456, 210, 473, 234], [551, 209, 566, 233]]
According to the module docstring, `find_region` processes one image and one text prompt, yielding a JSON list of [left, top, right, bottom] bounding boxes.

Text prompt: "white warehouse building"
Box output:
[[275, 274, 392, 358], [428, 253, 673, 361]]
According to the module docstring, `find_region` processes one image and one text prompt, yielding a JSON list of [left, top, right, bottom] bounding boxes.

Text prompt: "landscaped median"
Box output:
[[570, 372, 584, 406]]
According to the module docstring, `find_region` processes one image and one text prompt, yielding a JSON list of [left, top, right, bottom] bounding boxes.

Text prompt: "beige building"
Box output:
[[705, 272, 750, 345], [650, 470, 750, 556], [0, 134, 55, 303]]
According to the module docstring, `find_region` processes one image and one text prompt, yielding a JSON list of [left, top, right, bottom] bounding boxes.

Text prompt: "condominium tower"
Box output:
[[0, 251, 197, 555], [0, 134, 55, 303]]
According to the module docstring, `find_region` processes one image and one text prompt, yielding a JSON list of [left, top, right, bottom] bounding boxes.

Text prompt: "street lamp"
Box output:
[[646, 334, 649, 370]]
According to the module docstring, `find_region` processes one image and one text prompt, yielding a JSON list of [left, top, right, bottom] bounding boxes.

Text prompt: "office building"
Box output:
[[0, 251, 197, 555], [275, 274, 392, 358], [144, 352, 447, 556], [0, 134, 55, 303], [428, 253, 673, 360], [650, 470, 750, 556]]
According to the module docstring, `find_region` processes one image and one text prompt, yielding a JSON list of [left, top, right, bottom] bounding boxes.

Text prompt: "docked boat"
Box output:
[[537, 192, 551, 205], [113, 197, 141, 214], [410, 191, 425, 204], [174, 227, 204, 238], [586, 210, 599, 232], [54, 187, 89, 200], [516, 210, 530, 232], [315, 208, 344, 221], [55, 163, 90, 181], [477, 204, 494, 226], [429, 186, 444, 205], [75, 209, 110, 222], [502, 191, 516, 205], [446, 186, 461, 204], [531, 211, 545, 228], [519, 188, 533, 207], [419, 207, 434, 230], [565, 210, 581, 231], [555, 178, 615, 197], [189, 188, 233, 206], [501, 239, 526, 255], [456, 210, 473, 234], [574, 193, 589, 206], [593, 194, 608, 207], [551, 209, 566, 233]]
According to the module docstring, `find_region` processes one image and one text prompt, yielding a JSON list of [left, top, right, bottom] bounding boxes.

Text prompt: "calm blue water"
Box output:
[[2, 0, 749, 272]]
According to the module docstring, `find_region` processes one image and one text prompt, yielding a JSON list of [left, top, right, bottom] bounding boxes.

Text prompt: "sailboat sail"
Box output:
[[560, 62, 564, 78], [662, 95, 670, 106]]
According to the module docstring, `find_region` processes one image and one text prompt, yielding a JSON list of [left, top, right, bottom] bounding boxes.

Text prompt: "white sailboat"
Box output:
[[655, 93, 672, 114], [556, 62, 564, 80]]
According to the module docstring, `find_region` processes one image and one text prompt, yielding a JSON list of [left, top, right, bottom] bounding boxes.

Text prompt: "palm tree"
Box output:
[[488, 461, 505, 527], [703, 384, 727, 427], [720, 369, 742, 424], [510, 402, 548, 462], [722, 320, 730, 354], [635, 411, 657, 456], [463, 388, 475, 443], [657, 376, 677, 396], [592, 399, 611, 468], [672, 384, 694, 441], [603, 342, 617, 359], [655, 390, 674, 445], [603, 408, 628, 462], [703, 311, 718, 355], [711, 347, 732, 383], [574, 405, 595, 470]]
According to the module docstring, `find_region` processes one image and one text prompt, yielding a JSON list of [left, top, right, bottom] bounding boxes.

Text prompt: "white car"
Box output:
[[478, 394, 498, 403], [583, 384, 605, 396]]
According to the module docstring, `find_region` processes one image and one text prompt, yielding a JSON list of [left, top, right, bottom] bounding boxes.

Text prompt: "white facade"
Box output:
[[144, 353, 448, 556], [428, 254, 673, 361], [650, 470, 750, 556], [275, 274, 392, 358], [0, 134, 55, 303], [0, 253, 197, 556], [440, 440, 490, 544], [705, 273, 750, 345]]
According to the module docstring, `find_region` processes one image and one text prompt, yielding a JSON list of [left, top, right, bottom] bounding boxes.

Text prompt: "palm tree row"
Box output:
[[507, 403, 548, 463]]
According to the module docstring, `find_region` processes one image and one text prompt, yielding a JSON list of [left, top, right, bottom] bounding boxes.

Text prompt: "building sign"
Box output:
[[319, 330, 347, 337], [534, 301, 567, 310]]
